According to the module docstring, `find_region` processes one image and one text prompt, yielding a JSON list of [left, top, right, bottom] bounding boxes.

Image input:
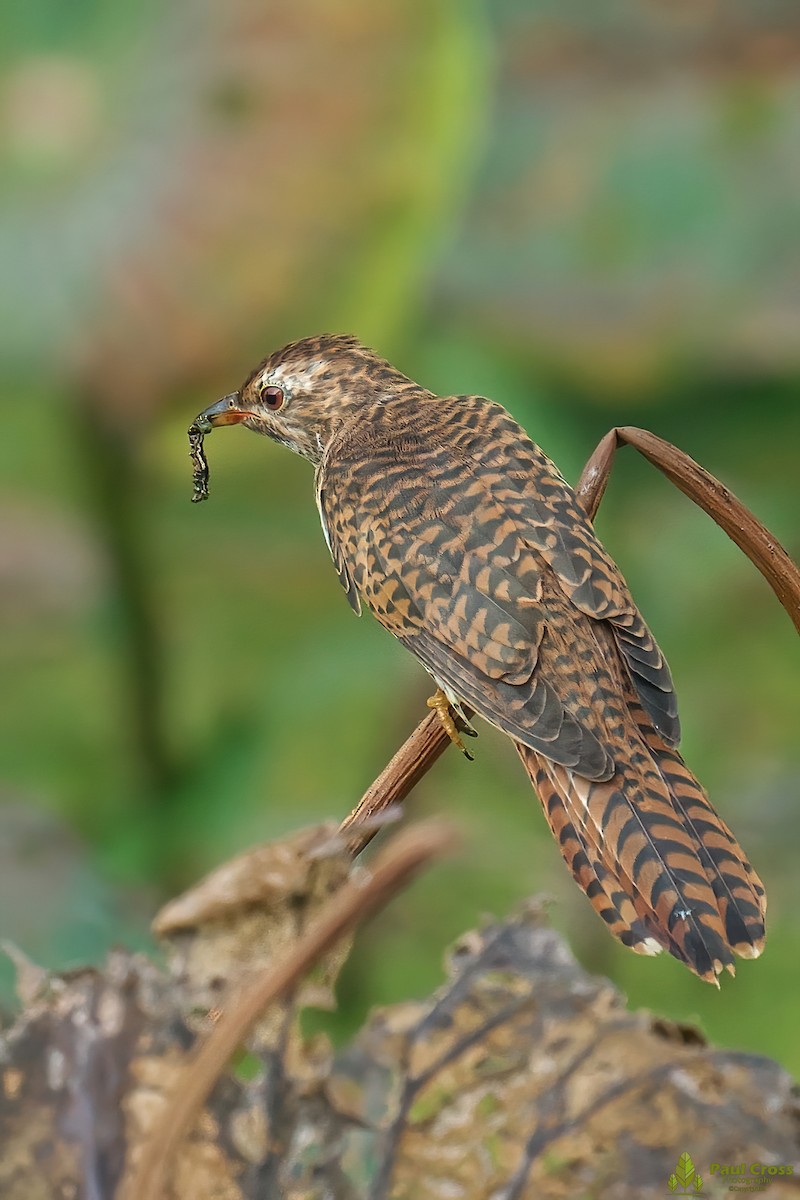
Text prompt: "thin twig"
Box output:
[[121, 819, 458, 1200], [615, 426, 800, 634], [339, 711, 456, 856]]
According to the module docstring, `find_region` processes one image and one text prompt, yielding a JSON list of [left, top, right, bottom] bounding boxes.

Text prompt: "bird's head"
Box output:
[[192, 334, 420, 464]]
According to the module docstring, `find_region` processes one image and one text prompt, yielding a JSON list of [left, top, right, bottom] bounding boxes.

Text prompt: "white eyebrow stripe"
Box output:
[[268, 359, 326, 392]]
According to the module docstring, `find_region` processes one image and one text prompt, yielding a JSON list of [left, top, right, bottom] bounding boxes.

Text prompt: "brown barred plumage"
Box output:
[[193, 334, 766, 983]]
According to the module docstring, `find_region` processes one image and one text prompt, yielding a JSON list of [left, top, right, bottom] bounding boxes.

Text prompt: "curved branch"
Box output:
[[575, 426, 800, 634]]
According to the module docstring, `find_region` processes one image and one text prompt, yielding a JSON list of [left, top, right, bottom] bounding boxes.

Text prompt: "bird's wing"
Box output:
[[455, 397, 679, 745], [316, 403, 675, 777]]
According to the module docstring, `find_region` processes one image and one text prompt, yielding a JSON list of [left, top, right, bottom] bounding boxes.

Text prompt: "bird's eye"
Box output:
[[264, 385, 284, 411]]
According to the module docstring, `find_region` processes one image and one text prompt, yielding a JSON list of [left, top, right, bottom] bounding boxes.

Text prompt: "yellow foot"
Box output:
[[426, 689, 476, 761]]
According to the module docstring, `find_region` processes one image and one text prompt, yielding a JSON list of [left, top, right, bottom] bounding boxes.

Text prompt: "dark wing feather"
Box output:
[[450, 399, 680, 745], [362, 515, 612, 778]]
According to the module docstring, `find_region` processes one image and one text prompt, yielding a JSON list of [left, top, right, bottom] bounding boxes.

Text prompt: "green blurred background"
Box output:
[[1, 0, 798, 1072]]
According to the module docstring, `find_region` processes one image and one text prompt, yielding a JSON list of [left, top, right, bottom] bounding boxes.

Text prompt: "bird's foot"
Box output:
[[426, 689, 476, 760]]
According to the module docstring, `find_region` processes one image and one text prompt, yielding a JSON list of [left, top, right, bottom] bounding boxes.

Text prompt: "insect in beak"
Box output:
[[187, 393, 256, 502], [191, 393, 251, 432]]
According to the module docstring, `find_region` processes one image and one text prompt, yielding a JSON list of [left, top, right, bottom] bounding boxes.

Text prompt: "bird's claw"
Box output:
[[426, 690, 476, 760]]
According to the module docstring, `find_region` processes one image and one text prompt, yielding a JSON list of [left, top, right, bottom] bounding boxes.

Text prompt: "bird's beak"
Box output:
[[191, 393, 253, 433]]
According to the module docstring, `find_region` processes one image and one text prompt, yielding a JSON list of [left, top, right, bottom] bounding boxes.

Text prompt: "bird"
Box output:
[[192, 333, 766, 984]]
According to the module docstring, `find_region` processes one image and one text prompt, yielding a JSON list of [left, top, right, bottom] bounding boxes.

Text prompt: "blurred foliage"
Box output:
[[4, 876, 798, 1199], [1, 0, 799, 1097]]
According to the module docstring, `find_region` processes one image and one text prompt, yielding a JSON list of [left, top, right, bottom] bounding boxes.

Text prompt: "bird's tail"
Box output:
[[516, 699, 767, 984]]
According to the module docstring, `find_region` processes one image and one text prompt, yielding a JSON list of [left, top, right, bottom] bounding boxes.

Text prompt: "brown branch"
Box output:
[[339, 711, 456, 856], [621, 426, 800, 632], [121, 818, 458, 1200], [576, 426, 800, 633], [573, 428, 618, 521], [340, 425, 800, 853]]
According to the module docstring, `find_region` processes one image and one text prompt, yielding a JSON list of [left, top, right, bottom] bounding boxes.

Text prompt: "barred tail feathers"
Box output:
[[517, 728, 766, 984]]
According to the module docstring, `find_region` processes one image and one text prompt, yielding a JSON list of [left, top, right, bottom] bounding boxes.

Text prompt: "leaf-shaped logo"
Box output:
[[676, 1153, 696, 1189], [668, 1152, 703, 1194]]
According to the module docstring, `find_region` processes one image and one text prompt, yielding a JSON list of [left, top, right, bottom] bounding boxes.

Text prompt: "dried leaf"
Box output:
[[2, 861, 798, 1199], [153, 822, 351, 1033], [327, 905, 800, 1199]]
